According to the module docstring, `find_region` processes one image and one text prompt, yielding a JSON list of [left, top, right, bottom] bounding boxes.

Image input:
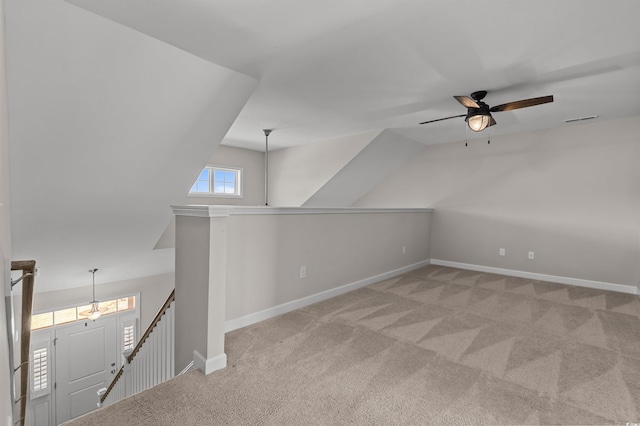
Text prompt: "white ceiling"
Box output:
[[5, 0, 640, 293], [68, 0, 640, 150]]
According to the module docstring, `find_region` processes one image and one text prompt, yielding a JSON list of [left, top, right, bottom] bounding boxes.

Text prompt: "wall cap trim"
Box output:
[[172, 205, 433, 217]]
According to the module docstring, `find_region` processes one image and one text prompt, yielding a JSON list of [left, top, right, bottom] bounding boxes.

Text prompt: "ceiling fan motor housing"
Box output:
[[465, 103, 491, 122], [470, 90, 488, 101]]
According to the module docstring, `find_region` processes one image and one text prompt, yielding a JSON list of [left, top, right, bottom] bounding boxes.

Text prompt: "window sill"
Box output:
[[187, 193, 244, 199]]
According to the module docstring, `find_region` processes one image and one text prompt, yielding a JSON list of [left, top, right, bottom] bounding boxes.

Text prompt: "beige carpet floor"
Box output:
[[67, 265, 640, 425]]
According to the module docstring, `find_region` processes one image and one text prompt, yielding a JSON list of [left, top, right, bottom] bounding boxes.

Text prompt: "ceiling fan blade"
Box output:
[[490, 95, 554, 112], [419, 114, 466, 125], [454, 96, 480, 108], [488, 116, 497, 127]]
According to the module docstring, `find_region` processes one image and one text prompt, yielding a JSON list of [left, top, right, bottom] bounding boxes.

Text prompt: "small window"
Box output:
[[33, 349, 47, 391], [118, 296, 136, 312], [123, 325, 135, 351], [31, 341, 50, 399], [189, 165, 242, 198], [53, 308, 77, 325], [31, 312, 53, 330]]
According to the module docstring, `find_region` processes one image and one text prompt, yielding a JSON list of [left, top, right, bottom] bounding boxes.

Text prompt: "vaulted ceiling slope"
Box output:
[[303, 130, 425, 207], [5, 0, 257, 291], [68, 0, 640, 149]]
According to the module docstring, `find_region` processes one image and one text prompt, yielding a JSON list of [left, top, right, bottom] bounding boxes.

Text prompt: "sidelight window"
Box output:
[[31, 341, 50, 399]]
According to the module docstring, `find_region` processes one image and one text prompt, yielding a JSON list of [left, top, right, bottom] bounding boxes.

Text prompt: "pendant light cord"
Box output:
[[90, 268, 98, 302], [263, 129, 272, 206]]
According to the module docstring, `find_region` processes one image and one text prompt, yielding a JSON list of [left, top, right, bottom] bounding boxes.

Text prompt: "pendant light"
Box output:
[[79, 268, 107, 320]]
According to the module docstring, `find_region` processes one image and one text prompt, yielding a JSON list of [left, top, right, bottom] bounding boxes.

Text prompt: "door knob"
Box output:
[[111, 369, 116, 374], [111, 363, 116, 367]]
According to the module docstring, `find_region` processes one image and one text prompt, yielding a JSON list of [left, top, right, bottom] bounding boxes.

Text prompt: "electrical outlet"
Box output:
[[402, 246, 406, 254], [528, 251, 535, 260], [499, 248, 505, 256], [300, 266, 307, 278]]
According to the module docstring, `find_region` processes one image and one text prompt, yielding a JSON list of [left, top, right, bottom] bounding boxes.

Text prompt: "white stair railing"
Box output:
[[98, 290, 175, 407]]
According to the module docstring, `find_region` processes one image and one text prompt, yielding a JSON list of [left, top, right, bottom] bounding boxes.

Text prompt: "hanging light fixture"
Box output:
[[79, 268, 107, 320], [466, 112, 492, 132]]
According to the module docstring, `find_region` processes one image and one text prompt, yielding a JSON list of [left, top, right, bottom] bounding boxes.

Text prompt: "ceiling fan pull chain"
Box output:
[[465, 122, 469, 147]]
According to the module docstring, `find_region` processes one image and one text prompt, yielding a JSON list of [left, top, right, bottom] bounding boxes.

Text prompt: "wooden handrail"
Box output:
[[99, 367, 123, 405], [11, 260, 36, 426], [100, 289, 175, 404], [127, 289, 175, 363]]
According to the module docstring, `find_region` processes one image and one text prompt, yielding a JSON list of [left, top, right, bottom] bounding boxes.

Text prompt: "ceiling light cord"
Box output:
[[92, 269, 96, 301], [79, 268, 106, 320], [465, 121, 469, 147], [263, 129, 272, 206]]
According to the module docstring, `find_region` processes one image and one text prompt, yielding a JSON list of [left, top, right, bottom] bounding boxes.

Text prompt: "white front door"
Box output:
[[55, 316, 118, 424]]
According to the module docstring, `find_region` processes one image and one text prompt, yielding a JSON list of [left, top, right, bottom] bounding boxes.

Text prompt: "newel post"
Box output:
[[172, 206, 228, 375]]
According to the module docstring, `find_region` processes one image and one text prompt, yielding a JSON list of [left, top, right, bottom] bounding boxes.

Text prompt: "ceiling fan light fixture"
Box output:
[[420, 91, 553, 132], [467, 113, 491, 132]]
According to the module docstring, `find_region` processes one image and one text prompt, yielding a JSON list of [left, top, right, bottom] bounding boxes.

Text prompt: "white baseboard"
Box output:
[[431, 259, 638, 295], [193, 350, 227, 375], [225, 259, 431, 332]]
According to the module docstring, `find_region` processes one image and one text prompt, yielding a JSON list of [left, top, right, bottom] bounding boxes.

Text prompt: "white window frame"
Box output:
[[188, 165, 243, 198]]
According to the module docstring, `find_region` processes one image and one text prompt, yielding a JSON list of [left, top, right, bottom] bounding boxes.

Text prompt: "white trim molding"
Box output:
[[431, 259, 638, 295], [225, 259, 431, 332], [193, 351, 227, 375], [172, 205, 433, 218]]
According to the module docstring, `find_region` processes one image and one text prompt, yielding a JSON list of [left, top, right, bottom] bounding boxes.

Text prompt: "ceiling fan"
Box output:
[[420, 90, 553, 132]]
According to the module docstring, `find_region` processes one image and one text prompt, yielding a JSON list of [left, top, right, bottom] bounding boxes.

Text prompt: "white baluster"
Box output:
[[159, 317, 165, 382], [153, 325, 157, 387], [98, 298, 176, 409], [163, 309, 168, 380], [169, 306, 174, 377]]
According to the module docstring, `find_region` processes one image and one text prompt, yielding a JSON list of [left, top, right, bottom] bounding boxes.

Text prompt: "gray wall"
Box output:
[[355, 116, 640, 288], [1, 0, 14, 419], [225, 211, 432, 321]]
